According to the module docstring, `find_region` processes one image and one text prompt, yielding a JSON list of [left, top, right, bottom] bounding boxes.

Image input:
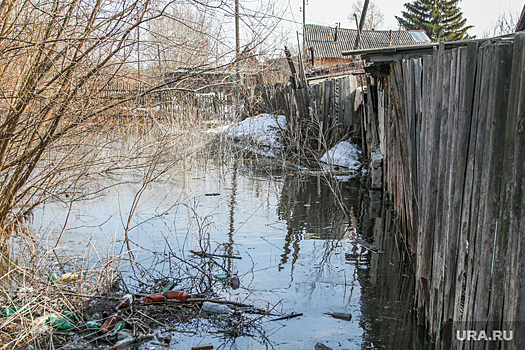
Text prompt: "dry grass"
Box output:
[[0, 203, 281, 349], [0, 107, 281, 349]]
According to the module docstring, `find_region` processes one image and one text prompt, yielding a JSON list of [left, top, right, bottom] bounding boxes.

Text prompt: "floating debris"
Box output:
[[190, 250, 242, 259], [352, 238, 384, 254], [229, 276, 240, 289], [201, 301, 234, 315], [325, 312, 352, 321], [315, 342, 333, 350], [192, 344, 213, 350], [269, 312, 303, 322]]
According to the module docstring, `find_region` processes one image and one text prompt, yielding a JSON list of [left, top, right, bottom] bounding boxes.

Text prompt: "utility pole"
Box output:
[[235, 0, 240, 76], [302, 0, 306, 51], [354, 0, 369, 50], [235, 0, 241, 115]]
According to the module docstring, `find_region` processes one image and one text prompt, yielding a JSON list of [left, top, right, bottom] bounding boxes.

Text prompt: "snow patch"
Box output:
[[320, 139, 362, 181], [208, 114, 286, 156], [226, 114, 286, 148]]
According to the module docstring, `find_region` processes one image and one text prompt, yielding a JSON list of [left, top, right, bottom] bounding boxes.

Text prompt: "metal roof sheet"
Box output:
[[304, 24, 432, 59], [341, 34, 517, 62]]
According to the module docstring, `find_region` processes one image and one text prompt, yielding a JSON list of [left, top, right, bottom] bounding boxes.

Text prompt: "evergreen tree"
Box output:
[[396, 0, 474, 41]]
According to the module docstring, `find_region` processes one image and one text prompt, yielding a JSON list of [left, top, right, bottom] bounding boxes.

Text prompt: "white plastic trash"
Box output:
[[201, 301, 234, 314]]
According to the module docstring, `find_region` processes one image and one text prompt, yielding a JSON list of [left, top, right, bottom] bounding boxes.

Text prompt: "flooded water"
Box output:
[[33, 154, 432, 349]]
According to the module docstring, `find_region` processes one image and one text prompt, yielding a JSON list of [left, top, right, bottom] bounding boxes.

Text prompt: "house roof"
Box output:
[[341, 34, 517, 63], [304, 24, 431, 59]]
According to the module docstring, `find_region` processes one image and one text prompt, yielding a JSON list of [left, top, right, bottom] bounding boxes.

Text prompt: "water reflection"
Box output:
[[276, 173, 358, 272], [352, 189, 433, 349], [225, 161, 237, 275], [30, 157, 431, 349]]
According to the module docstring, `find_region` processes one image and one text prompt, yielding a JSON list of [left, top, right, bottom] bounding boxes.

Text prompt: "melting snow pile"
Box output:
[[320, 139, 362, 180], [212, 114, 286, 157]]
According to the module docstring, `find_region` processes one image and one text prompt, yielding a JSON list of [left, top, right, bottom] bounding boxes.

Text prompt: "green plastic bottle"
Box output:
[[108, 321, 127, 336], [85, 321, 101, 329], [161, 282, 177, 293], [46, 316, 76, 331], [0, 307, 17, 317]]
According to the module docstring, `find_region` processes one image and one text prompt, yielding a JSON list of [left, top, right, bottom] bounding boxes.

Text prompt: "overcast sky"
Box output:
[[282, 0, 524, 38]]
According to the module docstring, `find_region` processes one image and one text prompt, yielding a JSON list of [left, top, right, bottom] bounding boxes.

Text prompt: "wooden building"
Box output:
[[303, 24, 431, 70]]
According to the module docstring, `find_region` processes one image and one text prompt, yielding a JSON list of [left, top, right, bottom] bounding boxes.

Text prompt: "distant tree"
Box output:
[[348, 0, 385, 30], [396, 0, 474, 41], [482, 10, 519, 38]]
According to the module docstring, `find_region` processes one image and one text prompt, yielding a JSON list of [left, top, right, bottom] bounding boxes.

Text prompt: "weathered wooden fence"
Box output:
[[281, 75, 361, 153], [364, 34, 525, 349]]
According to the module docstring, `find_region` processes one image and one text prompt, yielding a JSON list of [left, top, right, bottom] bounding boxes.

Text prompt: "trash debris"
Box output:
[[205, 193, 220, 196], [1, 306, 21, 317], [99, 313, 119, 333], [112, 330, 134, 348], [269, 312, 303, 322], [48, 273, 59, 284], [32, 314, 55, 334], [229, 276, 240, 289], [320, 139, 361, 171], [3, 249, 298, 349], [164, 290, 188, 301], [298, 170, 352, 176], [325, 312, 352, 321], [161, 282, 176, 293], [107, 321, 127, 336], [352, 238, 383, 254], [315, 342, 333, 350], [46, 315, 76, 331], [137, 292, 165, 305], [59, 272, 79, 282], [201, 301, 234, 315], [85, 321, 102, 329], [17, 286, 35, 294], [115, 293, 134, 311], [190, 250, 242, 260], [155, 332, 172, 345], [191, 344, 213, 350]]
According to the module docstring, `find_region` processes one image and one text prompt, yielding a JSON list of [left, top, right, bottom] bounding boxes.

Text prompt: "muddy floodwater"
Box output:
[[33, 155, 432, 349]]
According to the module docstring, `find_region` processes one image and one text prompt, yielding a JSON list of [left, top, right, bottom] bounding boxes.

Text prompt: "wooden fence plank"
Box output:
[[360, 36, 524, 350]]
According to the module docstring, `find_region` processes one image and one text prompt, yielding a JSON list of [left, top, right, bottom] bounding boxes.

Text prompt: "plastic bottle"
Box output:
[[201, 301, 234, 314], [325, 312, 352, 321], [161, 282, 176, 293], [1, 307, 17, 317], [115, 294, 134, 311], [164, 290, 188, 301], [112, 330, 134, 348], [58, 272, 79, 282], [48, 273, 59, 284], [46, 316, 76, 331], [62, 310, 81, 324], [137, 293, 165, 305], [229, 276, 240, 289], [85, 321, 101, 329], [107, 321, 127, 336], [99, 313, 119, 333]]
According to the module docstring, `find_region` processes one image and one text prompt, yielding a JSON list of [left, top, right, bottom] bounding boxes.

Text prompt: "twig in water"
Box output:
[[268, 312, 303, 322], [189, 250, 242, 260]]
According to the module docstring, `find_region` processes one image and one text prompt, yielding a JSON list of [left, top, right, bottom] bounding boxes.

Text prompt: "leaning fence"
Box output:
[[363, 34, 525, 349]]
